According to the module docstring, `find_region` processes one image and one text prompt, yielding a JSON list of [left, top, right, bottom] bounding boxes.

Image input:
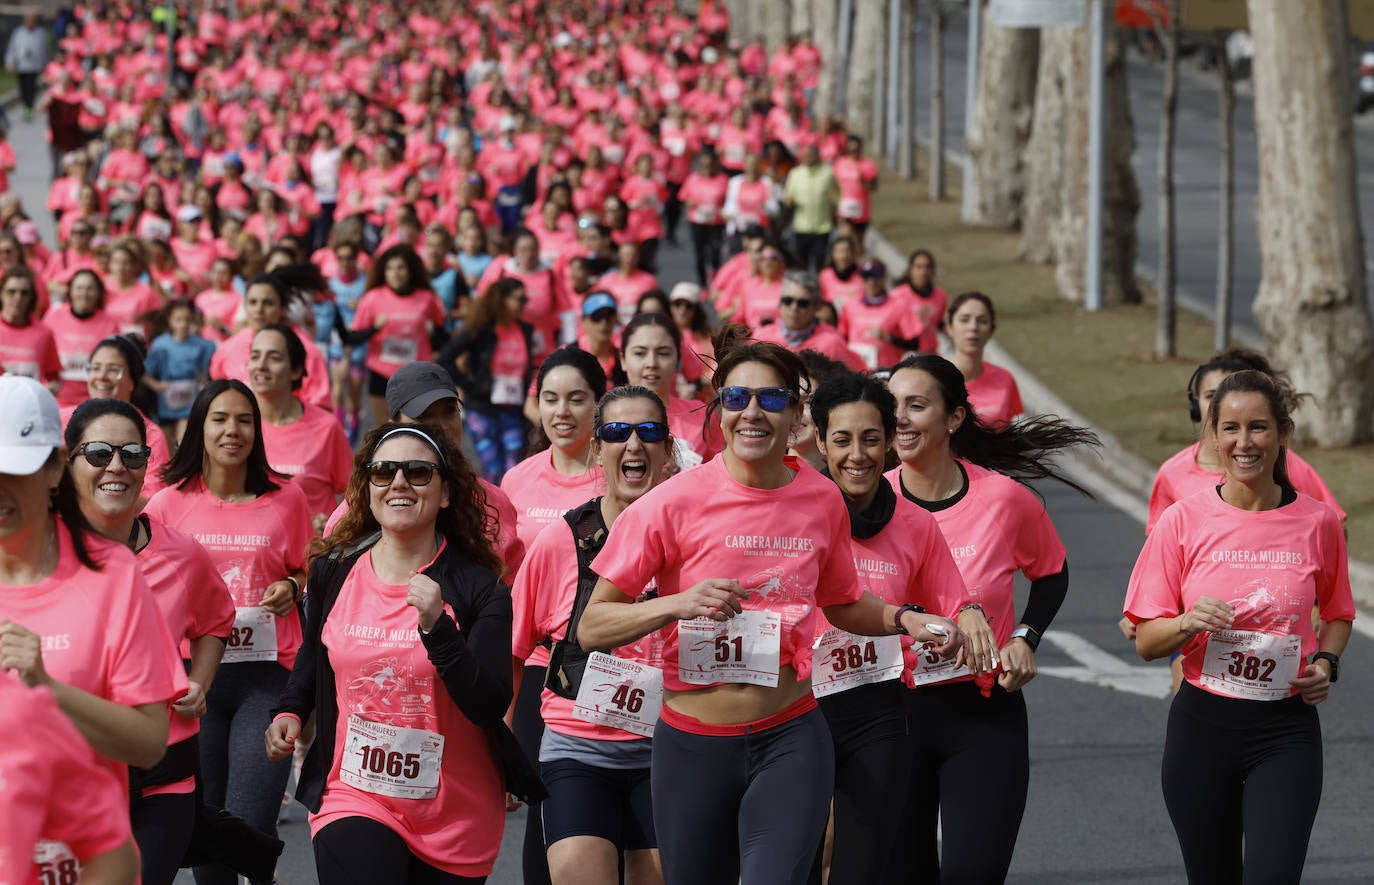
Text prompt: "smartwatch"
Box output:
[[1311, 651, 1340, 683], [893, 603, 926, 636], [1010, 625, 1041, 652]]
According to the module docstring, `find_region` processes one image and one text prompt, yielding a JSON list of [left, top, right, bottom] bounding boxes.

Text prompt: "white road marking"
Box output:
[[1038, 631, 1173, 699]]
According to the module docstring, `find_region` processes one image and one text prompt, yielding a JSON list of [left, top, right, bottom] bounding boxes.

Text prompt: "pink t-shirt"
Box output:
[[260, 402, 354, 522], [137, 517, 236, 795], [145, 479, 313, 670], [352, 287, 446, 378], [312, 549, 505, 877], [965, 362, 1024, 428], [751, 322, 867, 373], [510, 517, 664, 741], [1124, 489, 1355, 699], [886, 461, 1066, 648], [0, 675, 133, 884], [838, 294, 924, 370], [678, 172, 729, 226], [1146, 442, 1347, 533], [104, 282, 163, 337], [830, 495, 969, 680], [817, 268, 864, 311], [599, 269, 660, 324], [666, 394, 723, 460], [593, 456, 863, 693], [489, 324, 531, 407], [0, 319, 62, 383], [41, 304, 120, 407], [0, 523, 185, 793], [832, 156, 878, 222]]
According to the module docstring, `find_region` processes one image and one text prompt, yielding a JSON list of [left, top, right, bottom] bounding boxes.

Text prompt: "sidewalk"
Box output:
[[864, 166, 1374, 608]]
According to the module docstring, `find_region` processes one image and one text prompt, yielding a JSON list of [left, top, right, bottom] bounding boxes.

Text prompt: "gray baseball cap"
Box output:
[[385, 362, 460, 420]]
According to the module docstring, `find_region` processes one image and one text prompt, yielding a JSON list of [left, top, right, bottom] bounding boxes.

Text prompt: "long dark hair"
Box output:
[[366, 244, 430, 294], [52, 448, 103, 571], [1208, 370, 1294, 490], [810, 372, 898, 440], [313, 422, 502, 574], [159, 379, 285, 495], [890, 354, 1099, 497], [527, 345, 609, 455]]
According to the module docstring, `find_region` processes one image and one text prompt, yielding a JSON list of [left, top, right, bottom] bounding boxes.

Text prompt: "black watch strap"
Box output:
[[1312, 651, 1340, 683], [893, 603, 925, 635]]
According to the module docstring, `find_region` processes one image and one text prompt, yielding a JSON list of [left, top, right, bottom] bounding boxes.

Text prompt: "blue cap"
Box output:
[[581, 292, 617, 318]]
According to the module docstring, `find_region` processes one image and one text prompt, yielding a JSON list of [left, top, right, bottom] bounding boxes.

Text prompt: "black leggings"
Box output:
[[130, 790, 197, 885], [808, 679, 910, 885], [689, 223, 725, 286], [651, 704, 834, 885], [513, 663, 552, 885], [900, 680, 1029, 885], [1162, 682, 1322, 885], [314, 816, 486, 885], [664, 181, 683, 243]]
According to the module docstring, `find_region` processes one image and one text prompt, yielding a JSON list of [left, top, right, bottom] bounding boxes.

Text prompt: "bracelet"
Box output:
[[893, 603, 925, 635], [958, 603, 985, 617], [283, 575, 301, 601]]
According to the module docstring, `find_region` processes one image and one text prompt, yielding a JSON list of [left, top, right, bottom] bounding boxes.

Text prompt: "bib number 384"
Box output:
[[679, 610, 782, 687], [340, 714, 444, 800], [811, 629, 903, 697], [1199, 630, 1301, 701]]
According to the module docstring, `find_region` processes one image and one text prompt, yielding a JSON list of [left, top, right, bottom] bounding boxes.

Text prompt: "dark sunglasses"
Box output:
[[72, 441, 152, 470], [719, 387, 796, 413], [366, 460, 440, 487], [780, 296, 813, 309], [587, 309, 617, 322], [596, 421, 669, 444]]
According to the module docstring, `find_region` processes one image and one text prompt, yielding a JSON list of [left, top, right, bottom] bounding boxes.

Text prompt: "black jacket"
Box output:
[[435, 320, 535, 406], [271, 533, 546, 810]]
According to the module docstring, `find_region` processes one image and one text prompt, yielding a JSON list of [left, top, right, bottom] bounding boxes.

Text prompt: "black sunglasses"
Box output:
[[780, 296, 813, 309], [587, 309, 617, 322], [72, 441, 152, 470], [597, 421, 669, 444], [366, 460, 440, 487], [718, 387, 796, 413]]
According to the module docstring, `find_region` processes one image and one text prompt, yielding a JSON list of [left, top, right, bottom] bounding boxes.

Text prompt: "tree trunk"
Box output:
[[1155, 0, 1180, 358], [897, 0, 916, 179], [1213, 30, 1234, 353], [1247, 0, 1374, 445], [1022, 16, 1139, 304], [848, 0, 886, 147], [930, 0, 946, 200], [966, 9, 1037, 226], [792, 0, 813, 38], [813, 0, 841, 118], [763, 1, 791, 52]]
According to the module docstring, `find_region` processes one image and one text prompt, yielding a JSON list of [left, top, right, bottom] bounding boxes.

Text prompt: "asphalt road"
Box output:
[[901, 3, 1374, 337], [8, 89, 1371, 884]]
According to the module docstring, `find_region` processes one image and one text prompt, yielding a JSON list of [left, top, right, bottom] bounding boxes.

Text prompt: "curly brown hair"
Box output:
[[313, 421, 502, 574]]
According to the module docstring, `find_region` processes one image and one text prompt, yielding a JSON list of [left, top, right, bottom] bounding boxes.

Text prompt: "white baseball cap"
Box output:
[[0, 376, 63, 475]]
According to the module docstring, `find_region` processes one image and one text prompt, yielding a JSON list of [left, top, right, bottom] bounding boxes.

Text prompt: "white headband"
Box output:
[[377, 426, 447, 466]]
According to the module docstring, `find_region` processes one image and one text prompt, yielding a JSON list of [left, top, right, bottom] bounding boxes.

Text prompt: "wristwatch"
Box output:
[[1312, 651, 1340, 683], [1010, 625, 1041, 652], [893, 603, 926, 636]]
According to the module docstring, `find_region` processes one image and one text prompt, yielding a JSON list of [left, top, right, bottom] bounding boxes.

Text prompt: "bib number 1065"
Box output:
[[354, 745, 422, 780]]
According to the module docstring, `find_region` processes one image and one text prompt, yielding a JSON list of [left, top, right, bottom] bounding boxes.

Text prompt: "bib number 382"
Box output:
[[222, 606, 277, 664], [678, 610, 782, 687], [340, 714, 444, 800], [1199, 630, 1301, 701]]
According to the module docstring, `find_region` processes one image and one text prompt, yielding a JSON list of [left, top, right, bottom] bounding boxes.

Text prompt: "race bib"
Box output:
[[163, 379, 198, 411], [851, 342, 879, 370], [838, 197, 864, 219], [691, 205, 719, 224], [3, 360, 39, 379], [340, 714, 444, 800], [1199, 630, 1301, 701], [490, 373, 523, 406], [572, 652, 664, 738], [908, 640, 975, 687], [59, 352, 88, 382], [811, 629, 903, 698], [35, 840, 80, 885], [381, 336, 419, 364], [678, 610, 782, 687], [222, 606, 278, 664]]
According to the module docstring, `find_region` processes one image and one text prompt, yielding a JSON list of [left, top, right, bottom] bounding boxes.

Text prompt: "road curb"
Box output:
[[863, 223, 1374, 610]]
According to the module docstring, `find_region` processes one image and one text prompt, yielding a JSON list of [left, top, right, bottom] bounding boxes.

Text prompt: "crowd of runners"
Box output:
[[0, 2, 1356, 884]]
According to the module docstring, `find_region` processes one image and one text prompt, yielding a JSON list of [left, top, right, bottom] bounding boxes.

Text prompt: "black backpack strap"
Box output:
[[545, 498, 608, 699]]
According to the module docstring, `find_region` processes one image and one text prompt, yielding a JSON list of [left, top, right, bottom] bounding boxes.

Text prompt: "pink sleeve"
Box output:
[[1008, 482, 1067, 580], [1123, 508, 1185, 624], [814, 509, 862, 608], [274, 483, 315, 574], [185, 542, 237, 640], [105, 555, 186, 707], [1314, 505, 1356, 623], [328, 424, 354, 495], [1007, 376, 1025, 418], [591, 501, 672, 600], [1145, 472, 1175, 536], [351, 290, 376, 331], [915, 518, 969, 619], [509, 523, 570, 660]]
